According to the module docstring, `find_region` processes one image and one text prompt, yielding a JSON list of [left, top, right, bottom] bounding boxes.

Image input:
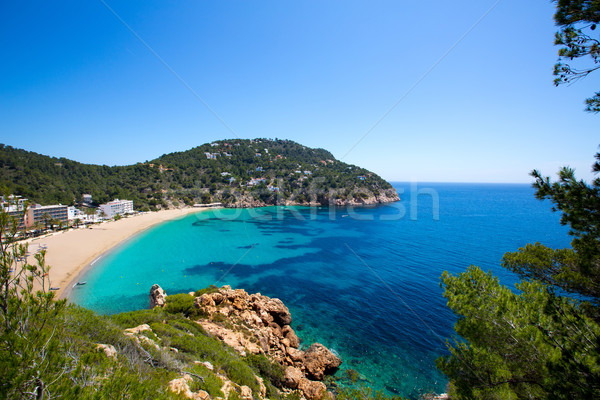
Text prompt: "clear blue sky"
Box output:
[[1, 0, 598, 183]]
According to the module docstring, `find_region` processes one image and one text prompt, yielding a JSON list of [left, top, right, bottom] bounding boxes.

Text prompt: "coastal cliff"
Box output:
[[146, 284, 342, 400], [225, 188, 400, 208]]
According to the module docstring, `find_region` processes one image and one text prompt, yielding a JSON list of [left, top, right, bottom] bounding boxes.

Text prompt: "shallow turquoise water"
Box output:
[[70, 183, 571, 398]]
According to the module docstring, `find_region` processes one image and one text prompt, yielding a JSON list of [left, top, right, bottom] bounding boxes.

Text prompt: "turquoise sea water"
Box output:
[[70, 183, 571, 398]]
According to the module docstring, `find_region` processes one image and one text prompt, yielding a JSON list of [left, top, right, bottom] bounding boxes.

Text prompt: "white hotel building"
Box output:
[[99, 199, 134, 219]]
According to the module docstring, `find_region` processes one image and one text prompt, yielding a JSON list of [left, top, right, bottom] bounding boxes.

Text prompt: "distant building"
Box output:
[[82, 193, 92, 204], [1, 197, 28, 229], [26, 204, 69, 228], [99, 199, 134, 219], [247, 178, 267, 187], [68, 206, 87, 221]]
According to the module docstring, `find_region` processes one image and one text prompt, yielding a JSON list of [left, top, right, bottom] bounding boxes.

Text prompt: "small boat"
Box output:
[[49, 287, 60, 291], [73, 281, 87, 287]]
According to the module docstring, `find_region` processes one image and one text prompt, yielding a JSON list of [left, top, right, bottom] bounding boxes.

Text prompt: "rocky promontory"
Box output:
[[226, 188, 400, 208], [149, 284, 342, 400]]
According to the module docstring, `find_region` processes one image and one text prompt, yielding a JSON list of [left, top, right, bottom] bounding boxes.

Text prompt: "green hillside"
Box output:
[[0, 139, 398, 211]]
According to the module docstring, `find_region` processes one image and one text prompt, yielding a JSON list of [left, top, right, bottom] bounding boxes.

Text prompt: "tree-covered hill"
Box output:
[[0, 139, 398, 211]]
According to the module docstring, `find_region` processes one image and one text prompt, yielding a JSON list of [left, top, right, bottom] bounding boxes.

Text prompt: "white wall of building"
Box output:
[[99, 199, 134, 219]]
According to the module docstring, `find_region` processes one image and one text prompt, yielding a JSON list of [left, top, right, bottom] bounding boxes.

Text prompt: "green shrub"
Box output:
[[189, 364, 224, 398], [164, 293, 198, 317], [194, 285, 220, 297], [245, 353, 285, 388], [110, 308, 166, 328], [228, 390, 242, 400], [222, 359, 260, 392]]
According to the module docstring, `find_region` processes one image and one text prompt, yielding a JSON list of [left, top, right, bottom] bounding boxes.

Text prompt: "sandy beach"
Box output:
[[26, 208, 207, 299]]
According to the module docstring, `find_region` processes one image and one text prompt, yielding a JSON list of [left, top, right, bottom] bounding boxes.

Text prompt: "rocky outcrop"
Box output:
[[168, 374, 210, 400], [148, 284, 342, 399], [124, 324, 151, 335], [124, 324, 161, 351], [189, 285, 341, 399], [96, 343, 117, 359], [298, 378, 328, 400], [226, 188, 400, 208], [149, 284, 167, 308], [303, 343, 342, 380]]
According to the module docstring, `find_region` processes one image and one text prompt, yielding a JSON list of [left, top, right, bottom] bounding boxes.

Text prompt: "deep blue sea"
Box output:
[[70, 182, 571, 398]]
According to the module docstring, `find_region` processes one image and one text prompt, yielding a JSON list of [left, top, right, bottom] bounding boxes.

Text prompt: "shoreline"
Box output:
[[28, 201, 398, 301], [26, 208, 214, 299]]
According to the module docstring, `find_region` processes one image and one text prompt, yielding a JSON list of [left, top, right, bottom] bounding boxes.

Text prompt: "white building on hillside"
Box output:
[[99, 199, 134, 219]]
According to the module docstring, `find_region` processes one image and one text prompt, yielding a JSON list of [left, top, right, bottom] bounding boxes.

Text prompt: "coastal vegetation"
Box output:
[[437, 2, 600, 397], [0, 139, 398, 211]]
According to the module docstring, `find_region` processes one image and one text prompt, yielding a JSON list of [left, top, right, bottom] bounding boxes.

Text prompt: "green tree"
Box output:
[[503, 157, 600, 306], [41, 212, 52, 230], [0, 199, 67, 399], [437, 153, 600, 399], [553, 0, 600, 112]]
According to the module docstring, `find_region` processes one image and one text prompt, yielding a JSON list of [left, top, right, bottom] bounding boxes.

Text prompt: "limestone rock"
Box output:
[[263, 298, 292, 326], [284, 366, 303, 389], [200, 294, 215, 307], [198, 320, 261, 356], [124, 324, 161, 350], [175, 284, 341, 399], [221, 380, 235, 398], [149, 284, 167, 308], [169, 375, 208, 399], [96, 343, 117, 359], [256, 376, 267, 398], [212, 292, 224, 304], [240, 385, 253, 400], [287, 347, 305, 362], [124, 324, 151, 335], [282, 325, 300, 348], [303, 343, 342, 380], [298, 378, 327, 400]]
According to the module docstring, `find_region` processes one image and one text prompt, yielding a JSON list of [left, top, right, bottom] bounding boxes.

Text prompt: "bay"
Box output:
[[70, 182, 571, 398]]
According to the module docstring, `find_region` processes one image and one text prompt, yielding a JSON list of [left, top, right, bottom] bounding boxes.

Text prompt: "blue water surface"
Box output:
[[70, 183, 571, 398]]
